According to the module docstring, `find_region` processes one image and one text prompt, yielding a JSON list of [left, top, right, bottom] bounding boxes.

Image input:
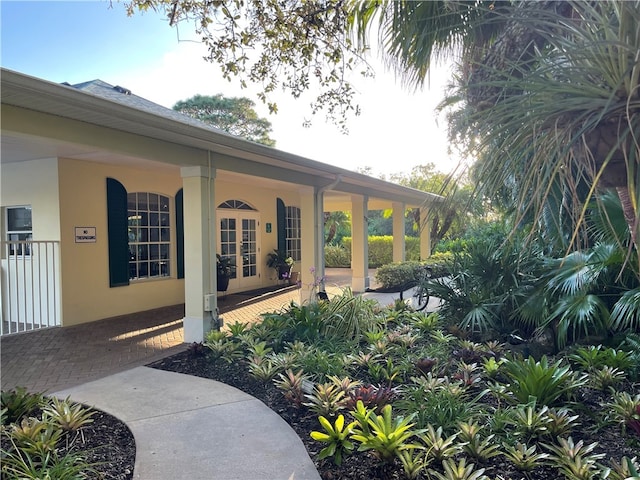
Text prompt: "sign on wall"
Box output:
[[75, 227, 97, 243]]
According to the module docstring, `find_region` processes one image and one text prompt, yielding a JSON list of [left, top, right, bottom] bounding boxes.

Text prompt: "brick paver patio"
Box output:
[[0, 269, 367, 394]]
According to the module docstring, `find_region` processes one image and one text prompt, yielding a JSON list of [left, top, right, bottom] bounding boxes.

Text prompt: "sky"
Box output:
[[1, 1, 459, 177]]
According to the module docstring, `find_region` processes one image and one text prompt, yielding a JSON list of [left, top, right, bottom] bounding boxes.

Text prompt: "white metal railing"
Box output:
[[1, 240, 61, 335]]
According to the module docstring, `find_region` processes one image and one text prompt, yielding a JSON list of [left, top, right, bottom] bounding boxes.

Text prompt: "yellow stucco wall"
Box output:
[[2, 156, 304, 327], [57, 158, 185, 326]]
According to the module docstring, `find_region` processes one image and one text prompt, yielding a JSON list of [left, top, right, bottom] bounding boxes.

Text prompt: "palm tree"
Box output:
[[348, 1, 639, 259]]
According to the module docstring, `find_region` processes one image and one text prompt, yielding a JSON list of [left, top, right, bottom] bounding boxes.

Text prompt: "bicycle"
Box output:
[[411, 266, 432, 311], [394, 266, 432, 311]]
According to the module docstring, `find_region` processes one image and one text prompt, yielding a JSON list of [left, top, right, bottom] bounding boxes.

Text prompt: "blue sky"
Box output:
[[1, 1, 458, 176], [2, 2, 176, 83]]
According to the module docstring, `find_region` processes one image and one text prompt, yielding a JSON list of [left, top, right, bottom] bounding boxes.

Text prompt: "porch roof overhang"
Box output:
[[1, 69, 442, 209]]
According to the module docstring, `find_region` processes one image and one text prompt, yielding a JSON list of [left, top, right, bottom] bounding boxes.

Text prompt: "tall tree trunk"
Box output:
[[616, 186, 638, 247], [326, 223, 337, 244]]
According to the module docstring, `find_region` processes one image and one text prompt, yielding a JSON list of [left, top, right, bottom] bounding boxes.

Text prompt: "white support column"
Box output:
[[299, 187, 318, 303], [419, 205, 431, 260], [181, 165, 217, 342], [351, 194, 369, 292], [392, 202, 406, 263]]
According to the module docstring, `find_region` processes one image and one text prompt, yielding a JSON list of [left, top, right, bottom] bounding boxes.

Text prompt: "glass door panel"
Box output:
[[242, 218, 257, 278], [219, 217, 237, 279], [218, 213, 261, 290]]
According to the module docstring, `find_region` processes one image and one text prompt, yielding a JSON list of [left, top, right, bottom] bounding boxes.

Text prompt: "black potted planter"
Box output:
[[217, 274, 230, 292], [216, 254, 235, 292]]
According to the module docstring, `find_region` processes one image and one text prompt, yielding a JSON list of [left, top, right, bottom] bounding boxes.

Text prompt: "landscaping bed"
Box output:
[[150, 347, 638, 479], [147, 292, 639, 480], [1, 389, 135, 480], [3, 289, 638, 479]]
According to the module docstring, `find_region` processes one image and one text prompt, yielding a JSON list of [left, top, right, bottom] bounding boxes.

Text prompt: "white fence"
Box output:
[[1, 240, 61, 335]]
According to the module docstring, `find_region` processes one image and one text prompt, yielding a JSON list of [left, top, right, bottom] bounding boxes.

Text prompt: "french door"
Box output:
[[218, 212, 261, 291]]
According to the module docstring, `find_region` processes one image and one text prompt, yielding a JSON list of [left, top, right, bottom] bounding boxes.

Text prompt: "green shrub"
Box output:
[[375, 262, 424, 290], [340, 236, 423, 268], [435, 237, 468, 253], [324, 244, 351, 267], [375, 256, 451, 290]]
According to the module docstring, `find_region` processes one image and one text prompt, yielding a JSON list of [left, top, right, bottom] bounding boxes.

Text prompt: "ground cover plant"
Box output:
[[0, 387, 135, 479], [150, 288, 640, 480]]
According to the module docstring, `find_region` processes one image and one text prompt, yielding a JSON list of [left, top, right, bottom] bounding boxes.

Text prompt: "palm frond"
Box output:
[[545, 293, 610, 349], [609, 287, 640, 331], [545, 251, 598, 296]]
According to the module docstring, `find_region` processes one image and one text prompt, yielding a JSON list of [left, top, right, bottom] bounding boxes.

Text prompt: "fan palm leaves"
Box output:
[[348, 1, 508, 88], [350, 1, 639, 253], [451, 1, 640, 248]]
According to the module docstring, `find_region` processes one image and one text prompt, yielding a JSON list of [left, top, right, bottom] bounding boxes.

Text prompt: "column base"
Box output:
[[183, 315, 214, 343], [351, 276, 370, 293]]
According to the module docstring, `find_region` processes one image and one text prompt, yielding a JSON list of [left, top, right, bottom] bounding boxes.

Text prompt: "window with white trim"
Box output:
[[286, 205, 301, 262], [127, 193, 171, 280], [6, 206, 32, 256]]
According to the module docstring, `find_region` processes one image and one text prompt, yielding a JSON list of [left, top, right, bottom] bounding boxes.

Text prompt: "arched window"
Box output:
[[217, 200, 256, 210]]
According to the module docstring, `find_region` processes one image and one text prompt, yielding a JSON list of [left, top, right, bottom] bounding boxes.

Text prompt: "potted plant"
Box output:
[[216, 254, 235, 292], [266, 249, 294, 281]]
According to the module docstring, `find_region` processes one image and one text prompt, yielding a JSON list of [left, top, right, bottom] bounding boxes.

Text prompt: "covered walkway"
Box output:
[[0, 269, 383, 394]]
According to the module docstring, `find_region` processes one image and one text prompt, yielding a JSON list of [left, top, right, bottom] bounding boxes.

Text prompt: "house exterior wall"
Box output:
[[1, 156, 307, 328], [57, 158, 185, 326], [1, 158, 61, 241], [1, 159, 63, 329]]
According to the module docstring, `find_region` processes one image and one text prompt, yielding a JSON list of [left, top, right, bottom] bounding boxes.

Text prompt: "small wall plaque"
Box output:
[[266, 223, 272, 233], [75, 227, 97, 243]]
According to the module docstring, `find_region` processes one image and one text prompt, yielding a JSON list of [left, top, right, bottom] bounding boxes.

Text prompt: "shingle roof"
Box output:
[[69, 79, 231, 137]]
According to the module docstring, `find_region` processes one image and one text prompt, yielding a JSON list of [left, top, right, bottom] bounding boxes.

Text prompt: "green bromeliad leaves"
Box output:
[[503, 356, 588, 407], [309, 414, 356, 465]]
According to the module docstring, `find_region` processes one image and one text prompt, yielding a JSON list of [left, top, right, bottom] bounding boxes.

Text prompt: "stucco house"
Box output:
[[1, 68, 441, 342]]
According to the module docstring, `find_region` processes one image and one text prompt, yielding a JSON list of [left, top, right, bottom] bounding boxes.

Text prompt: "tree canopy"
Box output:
[[389, 163, 483, 250], [128, 0, 639, 260], [128, 0, 372, 132], [173, 94, 276, 146]]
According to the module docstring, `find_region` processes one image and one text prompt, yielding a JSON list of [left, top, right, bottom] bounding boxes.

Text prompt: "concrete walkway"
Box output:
[[54, 367, 320, 480]]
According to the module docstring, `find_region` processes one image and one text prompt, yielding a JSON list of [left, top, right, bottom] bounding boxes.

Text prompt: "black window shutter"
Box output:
[[175, 189, 184, 279], [106, 178, 129, 287], [276, 198, 286, 252]]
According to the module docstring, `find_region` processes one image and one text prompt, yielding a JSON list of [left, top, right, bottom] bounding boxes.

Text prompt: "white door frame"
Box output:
[[217, 210, 262, 291]]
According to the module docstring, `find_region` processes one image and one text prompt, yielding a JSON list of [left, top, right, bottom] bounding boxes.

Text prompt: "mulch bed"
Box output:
[[147, 349, 639, 480]]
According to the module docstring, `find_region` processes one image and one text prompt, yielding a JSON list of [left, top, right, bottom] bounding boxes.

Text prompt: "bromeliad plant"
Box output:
[[502, 356, 587, 407], [428, 458, 489, 480], [1, 387, 45, 425], [420, 424, 461, 462], [506, 402, 553, 442], [502, 441, 551, 472], [345, 384, 396, 412], [350, 401, 423, 463], [304, 382, 347, 416], [1, 391, 98, 479], [456, 420, 501, 461], [543, 437, 606, 480], [273, 369, 310, 408], [605, 392, 640, 436], [309, 414, 356, 466], [42, 397, 95, 434]]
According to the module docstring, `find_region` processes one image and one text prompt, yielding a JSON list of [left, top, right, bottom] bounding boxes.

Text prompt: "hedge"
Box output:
[[375, 254, 452, 289], [332, 236, 422, 268]]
